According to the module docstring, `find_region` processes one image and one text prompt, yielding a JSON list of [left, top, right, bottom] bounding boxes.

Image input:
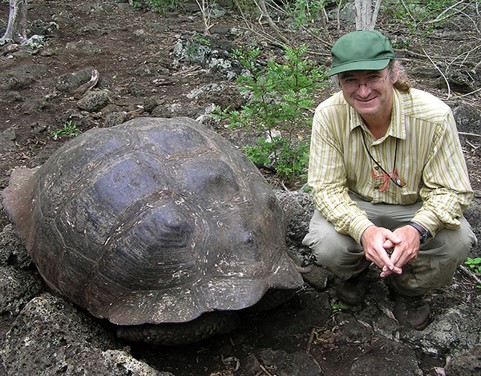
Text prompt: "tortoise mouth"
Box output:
[[104, 252, 303, 326]]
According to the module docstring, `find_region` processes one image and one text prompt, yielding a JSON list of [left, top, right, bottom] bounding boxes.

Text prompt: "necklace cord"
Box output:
[[360, 130, 405, 189]]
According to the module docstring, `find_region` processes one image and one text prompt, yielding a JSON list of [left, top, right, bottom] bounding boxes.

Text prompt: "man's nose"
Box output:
[[356, 83, 372, 96]]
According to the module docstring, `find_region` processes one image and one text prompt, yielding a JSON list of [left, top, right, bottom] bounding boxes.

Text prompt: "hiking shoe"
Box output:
[[394, 294, 430, 330], [334, 272, 368, 305]]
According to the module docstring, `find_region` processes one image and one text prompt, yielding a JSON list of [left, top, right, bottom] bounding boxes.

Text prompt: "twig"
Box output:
[[253, 0, 290, 45], [422, 48, 452, 100], [72, 69, 99, 99], [280, 180, 290, 191], [459, 265, 481, 285], [239, 23, 287, 49], [300, 25, 333, 49], [465, 140, 477, 150], [195, 0, 214, 35], [399, 0, 417, 26], [259, 363, 275, 376], [336, 0, 343, 31], [456, 87, 481, 98], [232, 0, 288, 48], [232, 0, 251, 29], [371, 0, 382, 29], [424, 0, 468, 25], [306, 327, 316, 353], [458, 131, 481, 138], [457, 10, 481, 34], [446, 45, 481, 70], [172, 65, 203, 76], [396, 48, 429, 59], [310, 356, 325, 375]]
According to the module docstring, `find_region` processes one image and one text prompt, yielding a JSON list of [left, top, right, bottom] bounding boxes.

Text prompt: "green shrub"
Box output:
[[51, 120, 80, 140], [466, 257, 481, 274], [286, 0, 328, 28], [220, 44, 326, 185], [331, 302, 349, 314], [465, 257, 481, 289]]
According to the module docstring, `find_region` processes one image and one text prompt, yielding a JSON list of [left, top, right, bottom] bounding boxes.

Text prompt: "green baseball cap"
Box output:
[[328, 30, 395, 77]]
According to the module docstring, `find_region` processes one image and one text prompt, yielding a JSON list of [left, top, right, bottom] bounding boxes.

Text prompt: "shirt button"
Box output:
[[374, 166, 380, 170]]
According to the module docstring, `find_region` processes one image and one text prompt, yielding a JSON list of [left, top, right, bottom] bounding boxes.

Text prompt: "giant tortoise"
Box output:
[[2, 117, 304, 344]]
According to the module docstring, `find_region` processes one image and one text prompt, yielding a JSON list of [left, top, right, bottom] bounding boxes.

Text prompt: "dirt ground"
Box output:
[[1, 0, 480, 214], [1, 1, 480, 375]]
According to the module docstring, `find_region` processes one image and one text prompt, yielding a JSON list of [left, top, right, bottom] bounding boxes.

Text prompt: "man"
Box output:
[[302, 30, 477, 330]]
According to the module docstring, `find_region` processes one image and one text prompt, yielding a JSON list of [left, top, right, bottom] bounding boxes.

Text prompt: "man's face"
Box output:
[[338, 68, 394, 120]]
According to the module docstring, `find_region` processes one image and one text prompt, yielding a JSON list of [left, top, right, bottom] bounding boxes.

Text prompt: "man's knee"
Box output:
[[302, 215, 365, 278], [303, 229, 348, 265], [391, 219, 476, 295], [427, 218, 476, 263]]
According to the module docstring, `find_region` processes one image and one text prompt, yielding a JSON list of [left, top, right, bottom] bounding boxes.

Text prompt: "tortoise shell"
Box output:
[[3, 117, 303, 327]]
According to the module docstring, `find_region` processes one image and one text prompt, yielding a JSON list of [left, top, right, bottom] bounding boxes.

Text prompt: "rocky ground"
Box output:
[[1, 0, 481, 375]]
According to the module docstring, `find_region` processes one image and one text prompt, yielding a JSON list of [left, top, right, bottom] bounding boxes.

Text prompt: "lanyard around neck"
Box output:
[[360, 130, 405, 189]]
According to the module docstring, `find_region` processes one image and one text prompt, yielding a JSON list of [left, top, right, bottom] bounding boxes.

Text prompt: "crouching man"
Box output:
[[303, 30, 477, 330]]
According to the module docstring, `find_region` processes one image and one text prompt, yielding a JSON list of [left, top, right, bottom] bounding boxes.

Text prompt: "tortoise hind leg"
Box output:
[[116, 311, 240, 345]]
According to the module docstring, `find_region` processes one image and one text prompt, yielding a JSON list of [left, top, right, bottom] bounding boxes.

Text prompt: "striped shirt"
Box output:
[[308, 88, 473, 244]]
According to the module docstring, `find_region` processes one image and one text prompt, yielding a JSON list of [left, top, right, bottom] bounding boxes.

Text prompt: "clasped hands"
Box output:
[[361, 225, 421, 278]]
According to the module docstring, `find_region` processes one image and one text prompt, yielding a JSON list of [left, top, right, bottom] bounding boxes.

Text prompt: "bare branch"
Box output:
[[459, 265, 481, 285], [371, 0, 382, 28], [253, 0, 290, 45], [399, 0, 417, 26], [459, 131, 481, 138], [457, 10, 481, 34], [336, 0, 343, 31], [423, 48, 452, 100], [195, 0, 215, 35], [456, 87, 481, 98], [424, 0, 469, 25]]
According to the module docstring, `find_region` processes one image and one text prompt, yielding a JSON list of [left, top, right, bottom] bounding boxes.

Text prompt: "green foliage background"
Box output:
[[219, 45, 326, 185]]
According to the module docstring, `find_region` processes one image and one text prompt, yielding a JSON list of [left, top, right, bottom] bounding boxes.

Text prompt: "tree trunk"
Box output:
[[355, 0, 382, 30], [0, 0, 28, 45]]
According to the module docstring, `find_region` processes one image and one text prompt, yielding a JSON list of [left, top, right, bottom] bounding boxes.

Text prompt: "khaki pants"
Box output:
[[302, 195, 477, 296]]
